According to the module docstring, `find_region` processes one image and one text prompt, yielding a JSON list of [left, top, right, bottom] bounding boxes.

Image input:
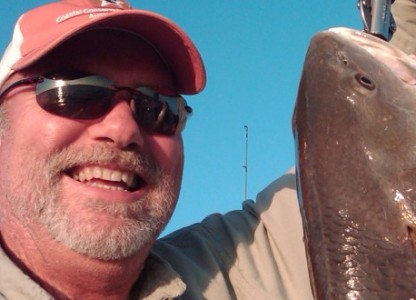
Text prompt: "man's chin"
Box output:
[[46, 217, 161, 260], [39, 195, 173, 260]]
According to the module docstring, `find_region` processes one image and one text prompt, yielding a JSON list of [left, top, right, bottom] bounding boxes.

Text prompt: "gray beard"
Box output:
[[1, 145, 177, 260]]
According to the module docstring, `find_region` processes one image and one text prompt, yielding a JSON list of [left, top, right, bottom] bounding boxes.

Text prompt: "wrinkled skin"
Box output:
[[293, 28, 416, 299]]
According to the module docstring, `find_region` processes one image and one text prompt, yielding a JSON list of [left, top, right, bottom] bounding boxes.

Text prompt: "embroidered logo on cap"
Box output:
[[63, 0, 130, 8], [56, 0, 131, 23], [100, 0, 128, 8]]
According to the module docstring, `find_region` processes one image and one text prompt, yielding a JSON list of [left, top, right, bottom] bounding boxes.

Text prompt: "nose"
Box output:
[[87, 100, 143, 149]]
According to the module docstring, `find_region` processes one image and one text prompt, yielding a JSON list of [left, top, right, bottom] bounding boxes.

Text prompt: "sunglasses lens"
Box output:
[[133, 91, 180, 136], [34, 76, 189, 135], [36, 85, 113, 119]]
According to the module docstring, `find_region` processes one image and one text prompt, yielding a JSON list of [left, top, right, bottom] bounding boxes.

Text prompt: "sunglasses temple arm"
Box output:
[[0, 76, 44, 101]]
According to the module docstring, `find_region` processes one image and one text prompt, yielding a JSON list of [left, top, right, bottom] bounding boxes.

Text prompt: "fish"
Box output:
[[293, 27, 416, 299]]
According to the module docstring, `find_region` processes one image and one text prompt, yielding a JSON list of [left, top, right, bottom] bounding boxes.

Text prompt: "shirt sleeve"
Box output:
[[155, 167, 313, 300], [391, 0, 416, 54]]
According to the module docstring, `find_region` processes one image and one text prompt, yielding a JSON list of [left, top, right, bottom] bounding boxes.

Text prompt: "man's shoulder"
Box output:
[[149, 168, 312, 299], [156, 166, 300, 252]]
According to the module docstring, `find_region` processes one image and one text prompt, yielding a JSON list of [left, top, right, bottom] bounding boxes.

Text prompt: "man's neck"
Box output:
[[0, 219, 152, 300]]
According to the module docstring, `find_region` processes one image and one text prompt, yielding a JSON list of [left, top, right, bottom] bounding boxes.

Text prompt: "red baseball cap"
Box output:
[[0, 0, 206, 94]]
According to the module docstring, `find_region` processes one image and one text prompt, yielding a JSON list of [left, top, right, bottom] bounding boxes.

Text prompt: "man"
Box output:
[[0, 0, 312, 299]]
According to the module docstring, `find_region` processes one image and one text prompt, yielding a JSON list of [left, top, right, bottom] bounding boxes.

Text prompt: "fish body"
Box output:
[[293, 28, 416, 299]]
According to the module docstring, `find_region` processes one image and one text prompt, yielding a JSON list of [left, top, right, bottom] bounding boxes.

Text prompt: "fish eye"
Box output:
[[355, 73, 376, 90]]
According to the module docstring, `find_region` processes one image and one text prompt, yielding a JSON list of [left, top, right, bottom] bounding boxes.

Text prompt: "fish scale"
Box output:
[[293, 28, 416, 299]]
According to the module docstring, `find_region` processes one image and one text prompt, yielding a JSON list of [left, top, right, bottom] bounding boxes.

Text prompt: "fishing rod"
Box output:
[[243, 125, 249, 201], [357, 0, 396, 41]]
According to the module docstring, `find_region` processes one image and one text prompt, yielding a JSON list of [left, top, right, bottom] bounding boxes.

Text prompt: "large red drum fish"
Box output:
[[293, 27, 416, 299]]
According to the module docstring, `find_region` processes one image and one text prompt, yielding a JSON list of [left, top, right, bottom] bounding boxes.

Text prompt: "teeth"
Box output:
[[88, 182, 127, 191], [122, 172, 134, 187], [72, 166, 136, 189]]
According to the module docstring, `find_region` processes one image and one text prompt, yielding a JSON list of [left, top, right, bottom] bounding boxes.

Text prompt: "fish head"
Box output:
[[293, 27, 416, 242], [293, 27, 416, 299]]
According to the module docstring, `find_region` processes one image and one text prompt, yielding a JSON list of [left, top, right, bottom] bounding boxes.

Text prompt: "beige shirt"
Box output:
[[0, 168, 314, 299], [391, 0, 416, 54]]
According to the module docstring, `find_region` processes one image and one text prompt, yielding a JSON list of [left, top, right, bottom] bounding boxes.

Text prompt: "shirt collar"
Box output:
[[0, 246, 53, 300], [131, 251, 186, 300]]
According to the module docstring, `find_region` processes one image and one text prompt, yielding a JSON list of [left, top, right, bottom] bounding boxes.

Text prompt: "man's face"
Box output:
[[0, 30, 184, 260]]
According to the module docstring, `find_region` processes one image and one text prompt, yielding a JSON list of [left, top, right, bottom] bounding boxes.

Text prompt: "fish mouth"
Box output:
[[66, 165, 145, 192]]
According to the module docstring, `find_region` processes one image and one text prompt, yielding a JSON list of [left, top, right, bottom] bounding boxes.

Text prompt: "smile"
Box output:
[[70, 166, 142, 192]]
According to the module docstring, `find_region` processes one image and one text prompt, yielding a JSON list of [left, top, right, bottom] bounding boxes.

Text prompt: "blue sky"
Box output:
[[0, 1, 361, 235]]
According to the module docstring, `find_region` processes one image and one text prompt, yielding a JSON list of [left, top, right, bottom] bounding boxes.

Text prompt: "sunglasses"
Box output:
[[0, 74, 192, 136]]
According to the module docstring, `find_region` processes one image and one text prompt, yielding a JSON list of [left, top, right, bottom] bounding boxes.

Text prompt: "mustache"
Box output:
[[43, 144, 162, 186]]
